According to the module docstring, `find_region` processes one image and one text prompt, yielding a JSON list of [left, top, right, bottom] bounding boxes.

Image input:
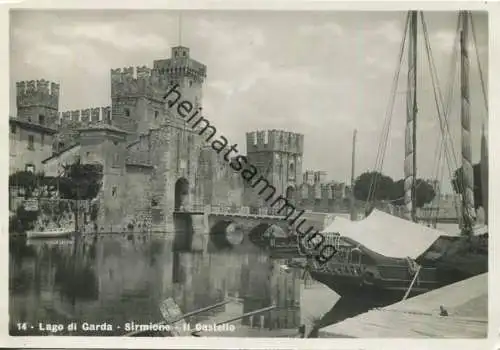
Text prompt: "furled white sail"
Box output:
[[460, 12, 476, 228], [321, 209, 449, 259]]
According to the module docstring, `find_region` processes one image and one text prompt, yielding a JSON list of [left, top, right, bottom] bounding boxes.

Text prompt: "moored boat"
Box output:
[[304, 211, 487, 326], [27, 227, 74, 239], [302, 11, 488, 331]]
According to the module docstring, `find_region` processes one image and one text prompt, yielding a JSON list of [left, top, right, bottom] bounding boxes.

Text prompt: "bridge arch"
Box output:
[[174, 177, 189, 211], [248, 223, 287, 248], [209, 220, 244, 249]]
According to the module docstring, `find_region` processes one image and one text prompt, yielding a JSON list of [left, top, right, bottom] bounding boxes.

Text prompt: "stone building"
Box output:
[[9, 44, 355, 234], [244, 130, 304, 210], [9, 45, 240, 233], [9, 80, 59, 173]]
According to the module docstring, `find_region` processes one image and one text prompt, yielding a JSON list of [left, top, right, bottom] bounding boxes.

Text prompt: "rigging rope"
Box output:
[[422, 13, 461, 222], [366, 13, 410, 210], [421, 13, 461, 174], [420, 13, 463, 220]]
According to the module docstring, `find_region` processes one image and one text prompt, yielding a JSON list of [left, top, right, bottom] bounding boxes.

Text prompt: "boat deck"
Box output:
[[317, 273, 487, 338]]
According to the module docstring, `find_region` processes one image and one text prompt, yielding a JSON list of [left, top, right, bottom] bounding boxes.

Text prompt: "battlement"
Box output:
[[153, 56, 207, 82], [111, 66, 169, 100], [59, 106, 111, 127], [16, 79, 59, 110], [246, 130, 304, 155], [111, 58, 206, 100]]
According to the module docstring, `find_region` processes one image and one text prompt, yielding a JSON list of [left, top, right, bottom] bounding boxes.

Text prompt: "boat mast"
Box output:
[[459, 11, 476, 234], [350, 129, 357, 221], [480, 124, 488, 225], [404, 11, 418, 222]]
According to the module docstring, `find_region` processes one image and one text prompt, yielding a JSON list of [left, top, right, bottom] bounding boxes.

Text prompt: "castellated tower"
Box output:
[[110, 46, 206, 139], [153, 46, 206, 115], [16, 79, 59, 128], [245, 130, 304, 207]]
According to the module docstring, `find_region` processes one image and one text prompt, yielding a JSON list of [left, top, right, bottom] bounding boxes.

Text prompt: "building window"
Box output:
[[154, 111, 159, 120], [112, 186, 117, 197], [25, 164, 35, 173], [28, 116, 32, 122], [10, 124, 16, 134], [183, 51, 186, 57], [189, 80, 193, 87], [124, 108, 130, 117], [39, 114, 45, 125], [28, 135, 34, 150], [58, 142, 65, 151]]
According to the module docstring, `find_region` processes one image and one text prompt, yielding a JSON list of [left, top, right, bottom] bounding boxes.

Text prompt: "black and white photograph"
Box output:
[[7, 7, 489, 341]]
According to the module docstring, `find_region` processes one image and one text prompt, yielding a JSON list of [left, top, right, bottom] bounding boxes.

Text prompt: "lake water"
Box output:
[[9, 232, 307, 336], [8, 222, 461, 337]]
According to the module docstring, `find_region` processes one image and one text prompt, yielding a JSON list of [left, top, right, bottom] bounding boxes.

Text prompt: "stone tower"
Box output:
[[16, 79, 60, 128], [153, 46, 206, 119], [110, 46, 206, 140], [245, 130, 304, 207]]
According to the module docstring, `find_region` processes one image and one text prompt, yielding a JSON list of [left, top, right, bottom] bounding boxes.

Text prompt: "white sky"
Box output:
[[10, 10, 488, 193]]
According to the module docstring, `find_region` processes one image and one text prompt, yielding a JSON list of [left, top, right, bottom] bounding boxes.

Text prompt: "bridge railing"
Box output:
[[202, 205, 286, 217]]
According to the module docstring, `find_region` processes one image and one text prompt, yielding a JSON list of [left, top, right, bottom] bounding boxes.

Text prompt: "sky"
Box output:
[[10, 10, 488, 193]]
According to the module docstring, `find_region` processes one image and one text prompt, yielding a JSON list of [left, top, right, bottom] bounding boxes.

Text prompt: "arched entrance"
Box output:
[[174, 178, 189, 211]]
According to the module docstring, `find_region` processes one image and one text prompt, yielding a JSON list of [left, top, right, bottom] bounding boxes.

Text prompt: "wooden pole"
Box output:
[[350, 129, 357, 221]]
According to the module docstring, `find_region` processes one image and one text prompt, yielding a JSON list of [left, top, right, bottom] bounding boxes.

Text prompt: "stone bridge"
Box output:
[[173, 204, 336, 254]]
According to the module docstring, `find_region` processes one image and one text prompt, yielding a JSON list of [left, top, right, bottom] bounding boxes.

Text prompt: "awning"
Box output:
[[321, 209, 450, 259]]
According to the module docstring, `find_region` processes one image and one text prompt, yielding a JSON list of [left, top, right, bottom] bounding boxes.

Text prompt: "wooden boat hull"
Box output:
[[309, 269, 435, 302], [306, 231, 488, 329], [26, 229, 73, 239]]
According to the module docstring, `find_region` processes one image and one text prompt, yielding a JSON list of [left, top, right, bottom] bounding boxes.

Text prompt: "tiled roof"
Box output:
[[9, 117, 58, 134], [41, 144, 80, 163]]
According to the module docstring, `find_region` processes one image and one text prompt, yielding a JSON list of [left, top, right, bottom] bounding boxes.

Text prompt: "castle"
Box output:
[[9, 45, 350, 233]]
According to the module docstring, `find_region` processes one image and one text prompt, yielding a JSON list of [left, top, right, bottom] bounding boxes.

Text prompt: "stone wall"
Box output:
[[9, 125, 55, 174], [198, 147, 244, 208], [120, 165, 154, 232]]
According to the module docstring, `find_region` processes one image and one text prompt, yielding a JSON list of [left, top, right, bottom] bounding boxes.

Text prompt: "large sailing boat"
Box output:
[[305, 11, 488, 327]]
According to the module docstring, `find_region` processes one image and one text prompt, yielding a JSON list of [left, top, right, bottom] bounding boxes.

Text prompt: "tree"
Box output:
[[8, 159, 103, 234], [353, 171, 395, 202], [9, 171, 45, 198], [451, 163, 483, 209], [58, 159, 103, 200], [391, 178, 436, 208], [414, 179, 436, 208], [9, 205, 39, 233]]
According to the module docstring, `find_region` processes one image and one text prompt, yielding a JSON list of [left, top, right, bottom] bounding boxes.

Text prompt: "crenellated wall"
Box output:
[[55, 106, 111, 148], [244, 129, 304, 208], [111, 66, 169, 101], [59, 106, 111, 126], [16, 79, 60, 128], [246, 130, 304, 155], [16, 79, 60, 110]]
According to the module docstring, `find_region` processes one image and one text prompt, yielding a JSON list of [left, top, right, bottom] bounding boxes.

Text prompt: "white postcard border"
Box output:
[[0, 0, 497, 349]]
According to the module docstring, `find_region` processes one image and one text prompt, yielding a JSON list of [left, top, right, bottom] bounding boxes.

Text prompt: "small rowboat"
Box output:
[[26, 227, 74, 239]]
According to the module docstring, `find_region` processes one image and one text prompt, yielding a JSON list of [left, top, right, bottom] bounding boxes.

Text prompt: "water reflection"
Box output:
[[9, 233, 303, 336]]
